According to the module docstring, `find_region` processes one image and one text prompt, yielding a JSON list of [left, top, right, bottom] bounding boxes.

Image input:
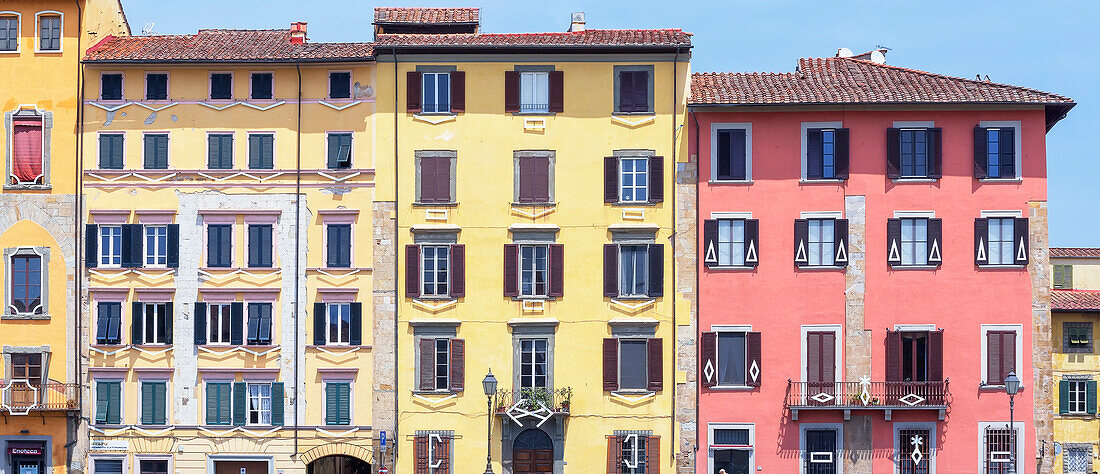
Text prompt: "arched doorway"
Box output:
[[306, 455, 371, 474], [512, 429, 553, 474]]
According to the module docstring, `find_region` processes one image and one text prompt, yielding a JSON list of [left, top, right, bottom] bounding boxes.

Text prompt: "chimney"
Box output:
[[290, 22, 307, 44], [568, 12, 585, 32]]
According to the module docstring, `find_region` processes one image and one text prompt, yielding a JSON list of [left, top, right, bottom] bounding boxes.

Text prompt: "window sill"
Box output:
[[1, 312, 50, 320], [133, 344, 173, 348], [513, 296, 555, 301], [609, 201, 656, 207], [412, 390, 459, 396], [415, 112, 457, 116], [888, 265, 940, 270], [1059, 412, 1096, 418], [611, 389, 655, 395], [415, 296, 457, 302], [91, 344, 125, 348], [799, 179, 846, 184], [891, 178, 938, 183], [3, 185, 51, 191], [613, 296, 657, 301], [977, 264, 1026, 270], [306, 344, 370, 349], [979, 383, 1025, 391], [512, 111, 555, 117], [796, 265, 846, 271], [412, 201, 458, 207], [979, 178, 1023, 183], [706, 266, 756, 271], [707, 385, 754, 391], [244, 343, 277, 348], [707, 179, 752, 185]]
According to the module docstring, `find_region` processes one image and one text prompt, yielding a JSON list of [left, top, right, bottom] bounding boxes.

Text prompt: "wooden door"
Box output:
[[513, 449, 553, 474]]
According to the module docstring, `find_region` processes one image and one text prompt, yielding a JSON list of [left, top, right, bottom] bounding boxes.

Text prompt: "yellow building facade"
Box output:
[[0, 1, 127, 473], [1051, 248, 1100, 474]]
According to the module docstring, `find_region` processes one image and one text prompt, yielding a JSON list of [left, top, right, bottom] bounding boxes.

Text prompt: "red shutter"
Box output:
[[504, 71, 520, 113], [406, 72, 422, 113], [603, 338, 619, 391], [415, 434, 430, 474], [987, 331, 1002, 385], [928, 330, 944, 381], [603, 244, 618, 297], [746, 331, 762, 387], [449, 338, 465, 391], [885, 330, 901, 382], [436, 436, 451, 472], [548, 70, 564, 113], [548, 244, 564, 298], [503, 244, 519, 297], [646, 436, 660, 474], [405, 245, 421, 298], [12, 123, 43, 184], [534, 157, 550, 202], [604, 157, 619, 203], [647, 338, 663, 392], [606, 436, 622, 474], [450, 245, 465, 298], [419, 338, 435, 390], [700, 332, 717, 387], [648, 156, 664, 204], [449, 71, 465, 113]]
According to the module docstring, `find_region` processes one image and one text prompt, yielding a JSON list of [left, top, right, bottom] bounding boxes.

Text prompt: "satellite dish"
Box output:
[[870, 50, 886, 64], [837, 47, 854, 58], [1054, 442, 1062, 456], [140, 22, 156, 36]]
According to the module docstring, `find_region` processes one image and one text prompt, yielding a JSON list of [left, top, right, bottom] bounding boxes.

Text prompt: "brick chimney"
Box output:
[[290, 22, 307, 44], [568, 12, 585, 32]]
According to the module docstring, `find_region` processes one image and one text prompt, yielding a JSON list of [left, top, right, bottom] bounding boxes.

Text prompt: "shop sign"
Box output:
[[90, 440, 129, 451]]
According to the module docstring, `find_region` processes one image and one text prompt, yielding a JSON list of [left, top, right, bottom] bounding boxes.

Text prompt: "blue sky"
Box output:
[[122, 0, 1099, 246]]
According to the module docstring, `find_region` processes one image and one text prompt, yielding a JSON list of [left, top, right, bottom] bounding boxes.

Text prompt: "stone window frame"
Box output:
[[320, 376, 355, 426], [977, 421, 1024, 473], [977, 120, 1023, 182], [798, 423, 844, 474], [4, 108, 53, 190], [3, 246, 49, 320], [979, 324, 1024, 388], [410, 320, 460, 395], [89, 456, 127, 474], [509, 320, 557, 391], [709, 122, 752, 183], [1063, 321, 1093, 354], [512, 150, 556, 205], [415, 65, 457, 116], [1062, 443, 1093, 474], [612, 65, 655, 115], [800, 121, 845, 182], [414, 150, 458, 205], [2, 345, 51, 385], [893, 421, 937, 474], [609, 319, 658, 394], [135, 455, 173, 474]]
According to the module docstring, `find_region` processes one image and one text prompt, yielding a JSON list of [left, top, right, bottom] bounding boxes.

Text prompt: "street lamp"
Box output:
[[482, 369, 498, 474], [1004, 371, 1021, 473]]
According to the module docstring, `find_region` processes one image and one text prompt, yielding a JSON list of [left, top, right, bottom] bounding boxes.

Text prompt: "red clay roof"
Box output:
[[690, 56, 1073, 106], [373, 7, 479, 24], [1051, 248, 1100, 258], [374, 29, 692, 48], [1053, 290, 1100, 312], [83, 29, 373, 63]]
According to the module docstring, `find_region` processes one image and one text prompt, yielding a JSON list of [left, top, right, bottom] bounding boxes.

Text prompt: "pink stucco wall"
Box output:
[[693, 107, 1048, 473]]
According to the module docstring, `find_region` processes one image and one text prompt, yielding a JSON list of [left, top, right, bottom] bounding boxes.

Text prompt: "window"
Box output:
[[326, 133, 352, 169], [619, 245, 649, 297], [716, 332, 746, 387], [326, 224, 352, 268], [0, 16, 17, 51], [416, 337, 464, 392], [899, 129, 929, 178], [10, 254, 42, 314], [207, 303, 232, 345], [807, 219, 835, 267], [421, 245, 450, 297], [1065, 379, 1089, 414], [207, 133, 233, 169], [325, 382, 351, 425], [417, 154, 454, 203], [714, 127, 749, 181], [987, 218, 1015, 265], [805, 127, 849, 180], [247, 383, 271, 425], [139, 460, 168, 474], [207, 224, 232, 267], [210, 73, 232, 100], [978, 127, 1017, 179], [143, 133, 168, 169], [37, 14, 60, 51], [329, 72, 351, 99], [140, 381, 167, 425], [144, 225, 167, 267], [99, 134, 124, 169], [616, 69, 650, 113], [718, 219, 745, 266], [900, 332, 929, 382], [519, 339, 547, 389], [618, 339, 649, 390], [248, 133, 274, 169], [205, 382, 232, 425], [519, 245, 548, 297], [709, 426, 753, 474], [605, 243, 663, 298], [9, 114, 45, 186], [145, 73, 168, 100], [250, 72, 273, 100], [1064, 444, 1092, 474], [901, 218, 929, 266], [1054, 264, 1074, 289], [803, 428, 839, 473], [247, 224, 273, 268], [96, 302, 122, 345], [520, 72, 549, 113], [94, 380, 122, 424], [516, 155, 551, 203], [101, 74, 123, 101], [414, 431, 453, 473], [143, 303, 169, 345], [897, 428, 932, 474], [985, 329, 1017, 386], [94, 459, 124, 474], [327, 303, 351, 345], [619, 157, 649, 203], [11, 353, 42, 384], [422, 72, 450, 113], [99, 225, 122, 267], [246, 302, 272, 345], [612, 431, 655, 474], [434, 338, 450, 390], [982, 426, 1017, 474], [1064, 322, 1093, 353]]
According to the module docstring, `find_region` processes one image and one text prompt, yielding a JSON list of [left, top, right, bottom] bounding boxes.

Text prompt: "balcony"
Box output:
[[785, 380, 949, 421], [1, 381, 79, 414], [494, 388, 572, 425]]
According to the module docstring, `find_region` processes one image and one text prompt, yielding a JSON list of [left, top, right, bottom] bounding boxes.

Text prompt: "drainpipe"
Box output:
[[690, 108, 700, 462], [670, 49, 679, 469], [391, 47, 400, 472], [294, 62, 302, 460], [73, 1, 84, 472]]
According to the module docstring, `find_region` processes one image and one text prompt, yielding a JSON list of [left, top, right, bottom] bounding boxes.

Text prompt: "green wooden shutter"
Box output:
[[107, 382, 121, 424], [270, 382, 284, 426], [141, 383, 153, 424], [1059, 380, 1070, 414], [1088, 381, 1097, 415], [233, 382, 246, 425], [339, 383, 351, 424], [205, 383, 220, 425], [95, 382, 109, 423], [325, 383, 339, 425]]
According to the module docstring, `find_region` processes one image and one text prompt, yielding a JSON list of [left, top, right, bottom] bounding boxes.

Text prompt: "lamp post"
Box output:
[[1004, 371, 1021, 473], [482, 369, 498, 474]]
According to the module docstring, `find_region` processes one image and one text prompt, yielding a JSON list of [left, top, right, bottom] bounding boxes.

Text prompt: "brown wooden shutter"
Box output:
[[603, 338, 619, 391], [744, 219, 759, 267], [450, 245, 465, 298], [886, 128, 901, 179], [436, 436, 452, 472], [702, 219, 718, 268], [974, 126, 989, 179], [648, 156, 664, 203], [928, 330, 944, 381], [415, 434, 430, 474], [794, 219, 809, 267], [503, 244, 519, 297], [646, 436, 660, 474], [406, 71, 422, 113], [700, 332, 717, 387], [449, 71, 465, 113], [405, 245, 421, 298], [821, 332, 835, 383], [419, 338, 435, 390], [647, 338, 663, 391], [746, 331, 762, 387], [835, 128, 850, 179], [548, 244, 564, 298], [603, 244, 618, 297], [449, 338, 465, 391], [887, 218, 902, 266], [606, 436, 622, 474], [885, 330, 902, 382], [548, 70, 564, 113], [504, 71, 520, 113], [927, 218, 943, 266], [647, 244, 663, 297], [1002, 331, 1016, 384], [928, 127, 943, 178], [975, 218, 989, 265], [436, 156, 452, 202], [807, 332, 821, 383], [834, 219, 849, 266], [604, 157, 619, 203], [1014, 217, 1029, 265]]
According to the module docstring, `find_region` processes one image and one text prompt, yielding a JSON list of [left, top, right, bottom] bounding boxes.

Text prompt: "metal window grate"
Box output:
[[898, 429, 931, 474], [983, 426, 1017, 473]]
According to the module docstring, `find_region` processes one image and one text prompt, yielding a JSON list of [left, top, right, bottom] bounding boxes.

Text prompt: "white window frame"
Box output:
[[900, 217, 929, 266], [978, 121, 1023, 181], [985, 217, 1016, 266], [322, 378, 354, 426], [99, 72, 125, 101], [710, 122, 752, 182], [800, 325, 843, 387], [519, 71, 549, 113], [421, 72, 451, 114], [807, 218, 836, 267], [246, 382, 272, 426], [619, 433, 649, 474], [326, 302, 351, 346], [206, 303, 232, 346], [420, 244, 450, 298], [801, 121, 844, 181], [93, 378, 124, 425], [618, 156, 649, 203], [799, 423, 844, 474], [144, 225, 168, 268], [143, 302, 169, 345], [893, 421, 937, 474], [33, 11, 62, 53], [518, 338, 548, 390], [979, 324, 1024, 387], [1067, 379, 1088, 414], [98, 225, 123, 268], [90, 456, 127, 474], [0, 12, 22, 54], [707, 422, 755, 474], [518, 244, 549, 298], [711, 325, 752, 389], [143, 72, 170, 101], [433, 338, 450, 391], [208, 71, 234, 100], [977, 421, 1026, 474]]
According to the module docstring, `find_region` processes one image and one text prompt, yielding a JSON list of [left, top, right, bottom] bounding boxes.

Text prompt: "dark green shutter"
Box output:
[[232, 382, 246, 425], [314, 302, 326, 346], [1089, 381, 1098, 415], [206, 383, 218, 425], [107, 382, 121, 424], [349, 303, 362, 346], [325, 383, 339, 424], [194, 302, 207, 345], [270, 382, 284, 426], [85, 224, 98, 268], [141, 383, 153, 424], [230, 302, 244, 345], [166, 224, 179, 268], [95, 382, 109, 423], [131, 302, 144, 345], [164, 302, 174, 344], [1059, 380, 1070, 414]]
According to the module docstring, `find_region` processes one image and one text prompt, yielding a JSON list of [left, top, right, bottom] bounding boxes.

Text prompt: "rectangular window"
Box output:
[[96, 302, 122, 345], [11, 118, 44, 185], [143, 303, 169, 345], [618, 432, 649, 473], [11, 353, 42, 384], [1054, 264, 1073, 290], [418, 155, 453, 203], [619, 157, 649, 203], [325, 382, 352, 425], [517, 155, 550, 203], [0, 16, 17, 51], [247, 133, 274, 169], [421, 245, 450, 297], [519, 338, 548, 390], [983, 426, 1017, 473], [710, 428, 753, 474], [327, 133, 352, 169], [38, 15, 60, 51], [101, 73, 124, 101], [812, 129, 837, 179], [1067, 380, 1088, 414], [94, 380, 122, 425], [207, 303, 232, 345], [1064, 445, 1092, 474], [901, 218, 929, 266], [899, 129, 929, 178], [145, 74, 168, 101], [987, 218, 1015, 265], [803, 429, 839, 472], [210, 73, 233, 100], [986, 330, 1017, 386], [246, 303, 272, 345], [807, 219, 836, 267], [1064, 322, 1092, 353], [717, 219, 746, 267], [619, 339, 649, 390], [519, 245, 548, 297], [247, 224, 273, 268], [326, 224, 352, 268], [250, 73, 273, 100], [94, 459, 124, 474], [99, 134, 124, 169], [901, 332, 929, 382], [422, 72, 451, 113], [143, 133, 169, 169], [897, 428, 932, 473], [618, 245, 649, 297], [327, 303, 351, 345], [140, 381, 167, 425], [434, 338, 450, 390], [99, 225, 123, 267], [144, 225, 168, 267], [717, 332, 747, 386], [247, 383, 272, 425], [715, 128, 748, 181], [207, 224, 232, 268], [205, 382, 231, 425], [10, 254, 42, 314], [617, 70, 649, 113], [329, 72, 351, 99], [207, 133, 233, 169], [985, 128, 1016, 179], [520, 71, 549, 113], [139, 460, 168, 474]]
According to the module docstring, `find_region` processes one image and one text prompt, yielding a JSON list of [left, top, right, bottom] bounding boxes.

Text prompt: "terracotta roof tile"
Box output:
[[373, 7, 480, 24], [690, 56, 1072, 106], [84, 29, 373, 63], [1051, 248, 1100, 258], [1053, 290, 1100, 312], [374, 29, 692, 48]]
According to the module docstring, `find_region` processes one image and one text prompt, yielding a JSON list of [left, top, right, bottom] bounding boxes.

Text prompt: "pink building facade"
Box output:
[[690, 52, 1073, 473]]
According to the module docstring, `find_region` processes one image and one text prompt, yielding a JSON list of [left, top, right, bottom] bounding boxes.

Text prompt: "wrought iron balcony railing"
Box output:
[[785, 379, 949, 420], [1, 381, 79, 414], [494, 387, 573, 417]]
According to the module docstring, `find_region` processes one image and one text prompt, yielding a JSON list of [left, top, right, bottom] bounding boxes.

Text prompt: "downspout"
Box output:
[[74, 1, 84, 471], [690, 108, 700, 461], [294, 62, 302, 459], [670, 49, 679, 469], [391, 47, 400, 470]]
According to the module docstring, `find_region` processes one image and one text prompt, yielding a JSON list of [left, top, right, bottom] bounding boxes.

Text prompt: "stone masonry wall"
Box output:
[[674, 159, 697, 473], [1028, 201, 1053, 473], [372, 200, 397, 473]]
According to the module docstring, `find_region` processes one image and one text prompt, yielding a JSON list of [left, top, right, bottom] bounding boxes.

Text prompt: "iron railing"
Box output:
[[494, 387, 573, 415], [1, 381, 79, 412], [785, 380, 949, 409]]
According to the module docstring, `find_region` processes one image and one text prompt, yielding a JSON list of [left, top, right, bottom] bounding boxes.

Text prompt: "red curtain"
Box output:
[[12, 121, 43, 184]]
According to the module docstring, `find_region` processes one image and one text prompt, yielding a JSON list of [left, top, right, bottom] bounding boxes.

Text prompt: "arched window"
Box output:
[[0, 12, 19, 52]]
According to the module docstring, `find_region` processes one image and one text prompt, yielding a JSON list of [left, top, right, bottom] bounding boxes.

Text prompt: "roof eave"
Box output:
[[374, 44, 692, 55], [1045, 102, 1076, 131], [82, 57, 377, 65]]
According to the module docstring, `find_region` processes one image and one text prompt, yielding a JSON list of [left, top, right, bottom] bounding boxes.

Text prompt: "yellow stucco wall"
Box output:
[[1053, 257, 1100, 291], [1051, 311, 1100, 473]]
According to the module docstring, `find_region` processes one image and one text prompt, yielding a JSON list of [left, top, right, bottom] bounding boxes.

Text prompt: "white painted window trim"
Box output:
[[893, 421, 937, 474], [800, 325, 843, 386], [800, 121, 844, 181], [893, 210, 936, 219], [979, 120, 1023, 181], [134, 455, 173, 474], [33, 11, 62, 53], [325, 302, 352, 346], [710, 122, 752, 182], [0, 12, 22, 54], [799, 423, 844, 474], [421, 71, 452, 114], [893, 121, 935, 129], [519, 71, 550, 113], [320, 378, 355, 425], [419, 244, 451, 298], [245, 382, 273, 426], [1065, 379, 1089, 414], [710, 325, 753, 389], [801, 211, 844, 219], [90, 456, 129, 474], [979, 324, 1025, 387], [142, 71, 170, 101], [99, 71, 125, 101], [205, 303, 233, 346], [980, 210, 1024, 218], [617, 155, 650, 204], [707, 422, 755, 474], [710, 324, 752, 332], [93, 378, 124, 425], [976, 421, 1026, 474], [98, 225, 123, 268], [710, 211, 752, 219], [141, 303, 169, 345], [143, 225, 168, 268]]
